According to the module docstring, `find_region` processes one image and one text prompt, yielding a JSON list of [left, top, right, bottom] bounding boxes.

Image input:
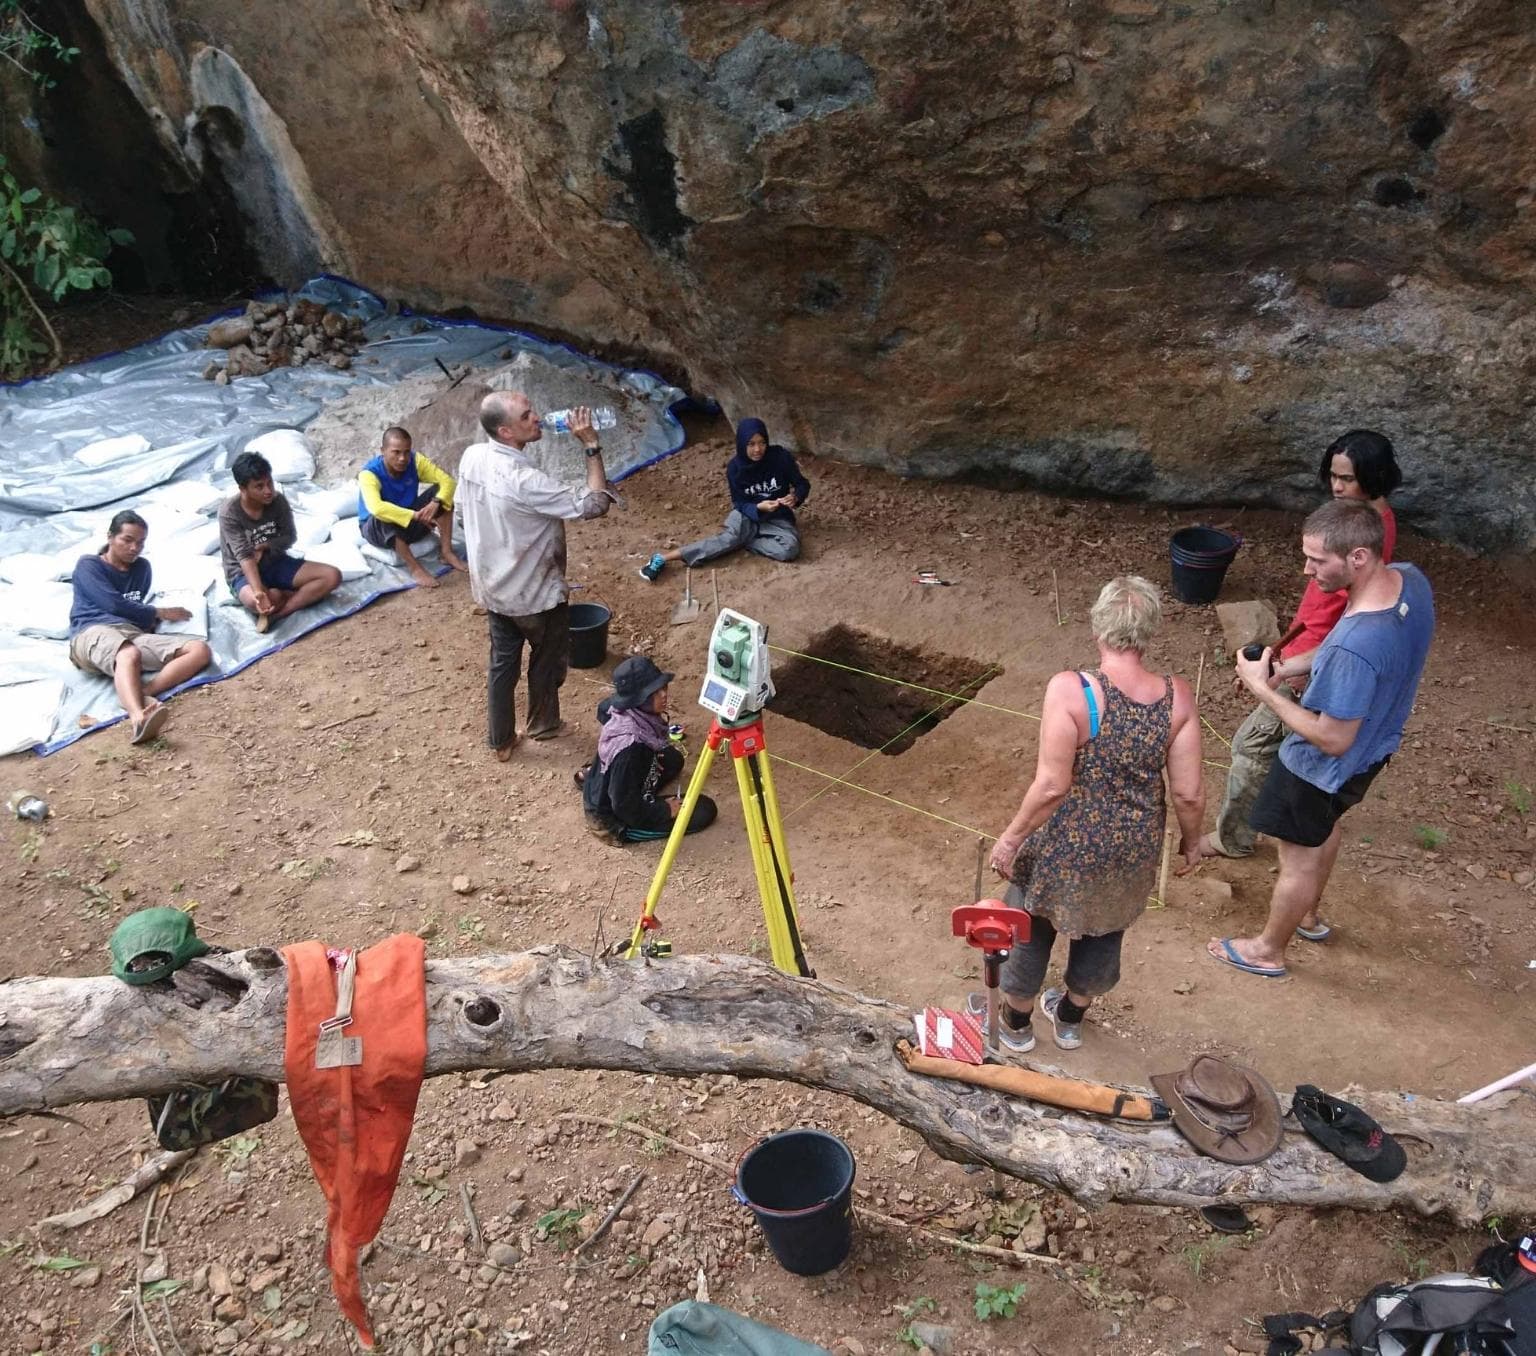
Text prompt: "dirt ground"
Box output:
[[3, 395, 1535, 1356]]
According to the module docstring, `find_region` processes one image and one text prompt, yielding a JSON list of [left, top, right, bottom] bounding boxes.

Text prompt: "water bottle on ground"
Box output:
[[542, 406, 618, 435]]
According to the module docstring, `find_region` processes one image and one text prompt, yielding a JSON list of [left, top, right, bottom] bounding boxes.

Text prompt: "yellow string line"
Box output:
[[784, 666, 1001, 820], [772, 754, 996, 840], [767, 644, 1040, 722], [1201, 714, 1232, 749]]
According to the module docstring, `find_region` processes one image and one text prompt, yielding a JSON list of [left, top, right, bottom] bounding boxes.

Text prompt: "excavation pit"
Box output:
[[768, 625, 1000, 754]]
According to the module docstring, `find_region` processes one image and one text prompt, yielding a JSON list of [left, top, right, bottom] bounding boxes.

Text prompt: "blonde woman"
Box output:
[[979, 577, 1205, 1052]]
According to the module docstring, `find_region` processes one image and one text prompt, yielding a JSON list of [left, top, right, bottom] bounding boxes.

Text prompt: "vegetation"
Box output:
[[0, 1, 77, 87], [973, 1281, 1027, 1320]]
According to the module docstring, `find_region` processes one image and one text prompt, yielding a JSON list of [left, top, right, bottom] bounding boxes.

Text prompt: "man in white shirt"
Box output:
[[457, 392, 613, 759]]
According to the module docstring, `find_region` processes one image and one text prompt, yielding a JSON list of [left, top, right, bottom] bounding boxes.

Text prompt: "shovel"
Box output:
[[669, 567, 703, 626]]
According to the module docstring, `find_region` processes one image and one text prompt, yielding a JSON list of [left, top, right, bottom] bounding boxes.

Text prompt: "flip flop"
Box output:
[[1207, 937, 1287, 980], [130, 704, 169, 746], [1295, 922, 1333, 942], [527, 722, 573, 742]]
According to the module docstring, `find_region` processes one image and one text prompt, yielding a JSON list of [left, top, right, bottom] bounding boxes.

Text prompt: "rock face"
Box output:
[[49, 4, 1536, 548]]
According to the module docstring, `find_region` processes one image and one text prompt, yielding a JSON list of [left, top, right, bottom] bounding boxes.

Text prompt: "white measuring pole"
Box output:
[[1458, 1058, 1536, 1105]]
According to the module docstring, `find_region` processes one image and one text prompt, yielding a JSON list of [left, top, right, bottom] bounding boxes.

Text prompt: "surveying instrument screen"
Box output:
[[625, 609, 811, 977]]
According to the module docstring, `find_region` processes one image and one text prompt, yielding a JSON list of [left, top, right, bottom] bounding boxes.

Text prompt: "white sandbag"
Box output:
[[300, 539, 371, 582], [162, 519, 222, 556], [138, 479, 223, 518], [244, 428, 315, 482], [328, 517, 363, 547], [0, 581, 74, 640], [0, 679, 65, 755], [152, 589, 209, 639], [0, 551, 71, 586], [73, 433, 151, 467], [292, 511, 337, 547], [361, 535, 438, 566], [297, 484, 360, 521], [150, 552, 223, 596]]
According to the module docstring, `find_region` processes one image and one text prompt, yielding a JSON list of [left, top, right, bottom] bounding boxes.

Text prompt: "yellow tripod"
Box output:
[[624, 714, 812, 977]]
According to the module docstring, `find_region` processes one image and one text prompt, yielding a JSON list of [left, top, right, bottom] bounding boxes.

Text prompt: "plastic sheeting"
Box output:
[[0, 277, 686, 755]]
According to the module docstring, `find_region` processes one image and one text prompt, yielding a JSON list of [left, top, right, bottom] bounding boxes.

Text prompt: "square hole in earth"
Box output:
[[768, 624, 1002, 754]]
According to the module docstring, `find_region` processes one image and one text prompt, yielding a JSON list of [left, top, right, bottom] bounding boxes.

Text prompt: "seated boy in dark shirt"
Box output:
[[69, 509, 213, 743], [218, 450, 341, 633]]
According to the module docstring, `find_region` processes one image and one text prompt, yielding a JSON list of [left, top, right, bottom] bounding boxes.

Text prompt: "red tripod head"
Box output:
[[951, 901, 1029, 954]]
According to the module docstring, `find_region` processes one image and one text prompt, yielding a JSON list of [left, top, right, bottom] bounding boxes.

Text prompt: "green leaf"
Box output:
[[140, 1278, 184, 1300], [18, 188, 40, 205], [108, 227, 134, 246], [33, 1252, 92, 1271]]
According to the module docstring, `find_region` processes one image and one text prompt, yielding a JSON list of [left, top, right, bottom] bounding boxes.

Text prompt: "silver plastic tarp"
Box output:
[[0, 277, 686, 755]]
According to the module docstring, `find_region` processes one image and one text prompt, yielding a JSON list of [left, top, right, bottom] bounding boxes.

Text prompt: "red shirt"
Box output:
[[1280, 503, 1396, 660]]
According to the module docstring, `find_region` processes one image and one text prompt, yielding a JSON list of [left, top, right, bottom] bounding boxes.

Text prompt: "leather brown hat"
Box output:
[[1150, 1056, 1282, 1165]]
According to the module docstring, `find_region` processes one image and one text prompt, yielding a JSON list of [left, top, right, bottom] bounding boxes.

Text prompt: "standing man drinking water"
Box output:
[[457, 394, 615, 761]]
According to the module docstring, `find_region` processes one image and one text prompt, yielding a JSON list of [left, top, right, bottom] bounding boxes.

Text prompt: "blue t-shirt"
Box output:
[[69, 554, 157, 635], [1279, 563, 1435, 793]]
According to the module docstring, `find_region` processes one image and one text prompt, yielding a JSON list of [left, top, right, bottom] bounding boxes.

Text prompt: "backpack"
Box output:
[[1264, 1274, 1517, 1356], [1349, 1274, 1516, 1356]]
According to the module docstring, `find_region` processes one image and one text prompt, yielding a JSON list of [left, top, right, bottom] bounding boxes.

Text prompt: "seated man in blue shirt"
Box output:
[[69, 510, 214, 744], [638, 417, 810, 581], [1208, 499, 1435, 980], [357, 425, 467, 588]]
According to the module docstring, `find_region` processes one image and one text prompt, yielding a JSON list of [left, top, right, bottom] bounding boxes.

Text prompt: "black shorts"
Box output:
[[1249, 756, 1388, 849], [361, 489, 443, 549]]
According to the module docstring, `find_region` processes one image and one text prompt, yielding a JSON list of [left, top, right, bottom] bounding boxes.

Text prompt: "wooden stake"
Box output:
[[1052, 569, 1063, 626]]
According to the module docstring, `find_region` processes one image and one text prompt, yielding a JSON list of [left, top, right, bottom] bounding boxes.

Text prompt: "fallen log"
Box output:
[[0, 946, 1527, 1223]]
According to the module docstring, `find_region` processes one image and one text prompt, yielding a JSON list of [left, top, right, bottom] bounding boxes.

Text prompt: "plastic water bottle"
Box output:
[[542, 406, 618, 435]]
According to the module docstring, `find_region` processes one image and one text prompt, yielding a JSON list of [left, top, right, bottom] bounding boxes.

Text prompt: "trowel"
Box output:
[[669, 567, 704, 626]]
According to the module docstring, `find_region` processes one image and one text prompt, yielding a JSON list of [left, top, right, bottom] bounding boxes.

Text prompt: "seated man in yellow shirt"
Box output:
[[356, 426, 468, 588]]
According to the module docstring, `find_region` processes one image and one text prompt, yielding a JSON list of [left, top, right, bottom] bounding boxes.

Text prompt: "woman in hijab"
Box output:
[[639, 417, 811, 581], [580, 656, 719, 843]]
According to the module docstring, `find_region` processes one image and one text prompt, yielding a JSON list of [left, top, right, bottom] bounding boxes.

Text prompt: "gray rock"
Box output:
[[908, 1323, 954, 1354]]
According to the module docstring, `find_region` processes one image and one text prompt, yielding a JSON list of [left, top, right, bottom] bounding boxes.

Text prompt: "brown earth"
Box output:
[[2, 408, 1534, 1355]]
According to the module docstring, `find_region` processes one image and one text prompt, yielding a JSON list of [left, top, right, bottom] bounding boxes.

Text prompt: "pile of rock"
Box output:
[[201, 297, 366, 383]]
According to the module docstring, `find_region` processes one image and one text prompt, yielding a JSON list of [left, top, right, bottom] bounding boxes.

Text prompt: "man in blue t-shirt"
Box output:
[[1207, 498, 1435, 980]]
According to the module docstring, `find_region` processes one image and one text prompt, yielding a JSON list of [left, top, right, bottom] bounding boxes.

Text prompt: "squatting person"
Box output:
[[356, 425, 468, 587], [980, 576, 1205, 1052], [68, 510, 213, 744], [1208, 499, 1434, 980], [638, 417, 810, 581]]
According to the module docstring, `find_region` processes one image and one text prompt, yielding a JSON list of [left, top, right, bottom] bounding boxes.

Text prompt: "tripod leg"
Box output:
[[624, 738, 719, 958], [733, 754, 790, 968], [742, 751, 812, 978], [754, 752, 800, 925]]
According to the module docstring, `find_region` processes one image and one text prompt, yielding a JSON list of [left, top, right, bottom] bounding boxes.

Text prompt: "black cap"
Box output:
[[610, 655, 673, 710], [1291, 1084, 1406, 1183]]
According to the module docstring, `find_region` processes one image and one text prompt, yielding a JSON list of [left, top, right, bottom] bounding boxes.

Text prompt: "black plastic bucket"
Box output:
[[1169, 526, 1243, 605], [568, 602, 611, 669], [733, 1129, 856, 1276]]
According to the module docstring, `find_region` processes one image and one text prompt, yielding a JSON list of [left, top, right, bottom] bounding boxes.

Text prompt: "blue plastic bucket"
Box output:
[[1169, 526, 1242, 605]]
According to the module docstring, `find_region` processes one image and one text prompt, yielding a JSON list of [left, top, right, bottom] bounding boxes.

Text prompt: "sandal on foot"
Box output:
[[1207, 937, 1286, 980], [493, 739, 517, 762], [130, 705, 169, 746], [527, 722, 573, 742], [1295, 922, 1333, 942]]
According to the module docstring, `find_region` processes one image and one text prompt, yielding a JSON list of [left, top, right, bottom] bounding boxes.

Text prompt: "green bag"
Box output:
[[147, 1078, 279, 1150]]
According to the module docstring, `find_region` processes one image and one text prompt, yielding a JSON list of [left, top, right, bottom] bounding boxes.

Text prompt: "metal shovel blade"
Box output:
[[669, 568, 703, 625]]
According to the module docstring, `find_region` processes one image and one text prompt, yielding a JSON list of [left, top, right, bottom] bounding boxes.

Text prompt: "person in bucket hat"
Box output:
[[1150, 1055, 1283, 1165], [579, 656, 718, 844]]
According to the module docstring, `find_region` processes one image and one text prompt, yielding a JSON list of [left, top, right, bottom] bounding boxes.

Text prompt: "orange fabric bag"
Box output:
[[283, 935, 427, 1347]]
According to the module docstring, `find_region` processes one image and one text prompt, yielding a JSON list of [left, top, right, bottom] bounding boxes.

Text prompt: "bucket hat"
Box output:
[[1290, 1084, 1406, 1183], [110, 907, 212, 986], [610, 655, 673, 710], [1150, 1055, 1282, 1164]]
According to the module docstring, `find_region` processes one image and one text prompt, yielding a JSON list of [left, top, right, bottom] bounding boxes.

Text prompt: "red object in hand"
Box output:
[[951, 901, 1029, 952]]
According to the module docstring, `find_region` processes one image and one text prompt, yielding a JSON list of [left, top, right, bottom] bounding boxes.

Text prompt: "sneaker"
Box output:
[[1039, 986, 1083, 1050], [639, 552, 665, 582], [962, 991, 1036, 1054]]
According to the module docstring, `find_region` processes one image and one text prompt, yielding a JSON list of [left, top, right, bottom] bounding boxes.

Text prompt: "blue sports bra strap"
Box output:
[[1077, 671, 1101, 739]]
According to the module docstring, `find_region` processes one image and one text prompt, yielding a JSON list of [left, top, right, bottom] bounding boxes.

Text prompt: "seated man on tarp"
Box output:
[[357, 425, 468, 589], [638, 417, 810, 582], [580, 656, 718, 843], [69, 509, 213, 744], [219, 450, 342, 632]]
